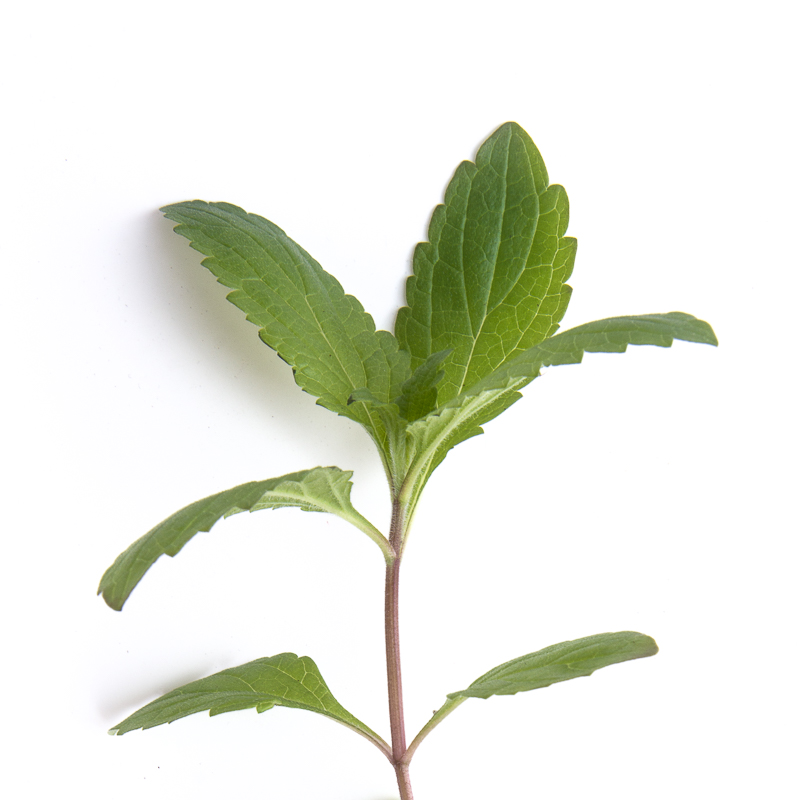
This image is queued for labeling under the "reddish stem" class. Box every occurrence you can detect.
[385,499,414,799]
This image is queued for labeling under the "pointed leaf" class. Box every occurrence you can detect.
[400,313,717,512]
[450,632,658,700]
[161,201,410,437]
[109,652,390,756]
[405,632,657,762]
[405,632,658,762]
[98,467,389,611]
[394,349,452,422]
[396,122,576,404]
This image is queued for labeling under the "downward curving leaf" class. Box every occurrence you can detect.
[161,201,410,445]
[98,467,389,611]
[109,652,391,757]
[396,122,576,405]
[405,632,658,761]
[400,312,717,514]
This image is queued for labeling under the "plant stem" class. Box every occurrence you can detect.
[386,499,414,799]
[393,762,414,800]
[385,555,406,760]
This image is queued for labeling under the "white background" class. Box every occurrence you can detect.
[3,1,797,797]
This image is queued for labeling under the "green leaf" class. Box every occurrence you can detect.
[394,349,452,422]
[400,313,717,513]
[405,632,657,762]
[396,122,576,405]
[161,201,410,438]
[449,631,658,700]
[98,467,389,611]
[347,388,408,493]
[108,652,391,757]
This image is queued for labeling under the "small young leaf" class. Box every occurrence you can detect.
[449,631,658,700]
[109,652,391,757]
[393,349,451,422]
[161,201,411,441]
[400,312,717,513]
[396,122,576,404]
[98,467,389,611]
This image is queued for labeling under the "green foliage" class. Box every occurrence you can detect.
[396,122,575,405]
[101,122,717,797]
[405,632,659,760]
[161,202,410,467]
[109,652,390,755]
[450,631,659,699]
[398,311,716,512]
[98,467,389,611]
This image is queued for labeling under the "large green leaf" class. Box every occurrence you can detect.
[98,467,389,611]
[109,652,391,756]
[405,632,657,761]
[396,122,576,405]
[399,313,717,514]
[161,201,410,440]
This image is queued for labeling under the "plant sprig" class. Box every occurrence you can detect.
[99,122,716,799]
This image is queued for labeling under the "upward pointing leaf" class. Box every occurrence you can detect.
[109,652,391,758]
[161,202,410,436]
[394,349,452,422]
[396,122,576,404]
[405,632,659,763]
[400,313,717,512]
[98,467,389,611]
[449,631,658,700]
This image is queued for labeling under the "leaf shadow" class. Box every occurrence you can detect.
[96,661,215,724]
[128,208,371,464]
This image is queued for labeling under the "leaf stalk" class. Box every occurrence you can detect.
[403,696,466,766]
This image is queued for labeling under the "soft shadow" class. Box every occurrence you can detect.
[96,662,215,723]
[130,208,369,457]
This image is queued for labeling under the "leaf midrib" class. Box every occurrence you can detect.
[454,136,538,396]
[199,204,388,434]
[203,205,368,393]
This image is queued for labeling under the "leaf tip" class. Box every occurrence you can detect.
[97,584,125,612]
[107,728,120,736]
[498,120,524,134]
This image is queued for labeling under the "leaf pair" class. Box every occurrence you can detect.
[108,631,658,763]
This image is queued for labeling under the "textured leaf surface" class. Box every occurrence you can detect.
[109,653,389,754]
[347,388,409,491]
[161,201,410,432]
[400,313,717,511]
[449,632,658,700]
[396,122,576,404]
[394,349,451,421]
[406,631,659,762]
[98,467,387,610]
